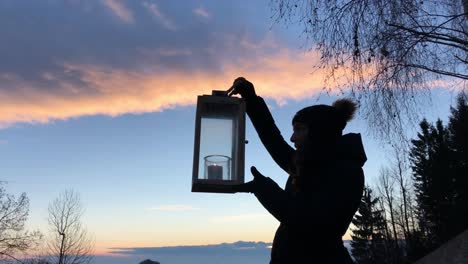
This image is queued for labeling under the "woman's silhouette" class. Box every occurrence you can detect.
[230,77,366,264]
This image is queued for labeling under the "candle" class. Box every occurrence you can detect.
[207,164,223,180]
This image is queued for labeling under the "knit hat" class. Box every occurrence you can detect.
[292,98,357,137]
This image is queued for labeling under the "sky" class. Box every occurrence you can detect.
[0,0,462,263]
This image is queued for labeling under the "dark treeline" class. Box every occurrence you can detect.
[351,93,468,264]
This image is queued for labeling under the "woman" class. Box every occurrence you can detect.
[229,77,367,264]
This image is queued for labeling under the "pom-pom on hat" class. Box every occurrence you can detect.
[292,98,357,137]
[332,98,357,123]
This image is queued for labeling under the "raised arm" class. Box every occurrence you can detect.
[247,96,294,172]
[230,77,294,173]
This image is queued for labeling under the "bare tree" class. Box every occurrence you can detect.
[377,198,391,244]
[270,0,467,141]
[46,190,94,264]
[377,145,424,262]
[389,146,414,242]
[0,183,42,262]
[378,168,400,244]
[378,167,410,263]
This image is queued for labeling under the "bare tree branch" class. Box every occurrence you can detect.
[0,183,42,262]
[270,0,468,142]
[46,190,94,264]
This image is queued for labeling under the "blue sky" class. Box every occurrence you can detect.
[0,0,461,262]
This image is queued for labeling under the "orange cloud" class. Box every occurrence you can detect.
[0,48,342,128]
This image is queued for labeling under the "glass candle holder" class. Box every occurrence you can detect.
[204,155,231,180]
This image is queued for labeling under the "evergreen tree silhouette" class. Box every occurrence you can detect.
[447,93,468,237]
[409,101,468,256]
[351,186,389,264]
[410,118,453,251]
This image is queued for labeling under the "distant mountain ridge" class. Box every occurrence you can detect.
[95,240,353,264]
[139,259,160,264]
[111,240,352,256]
[110,240,272,256]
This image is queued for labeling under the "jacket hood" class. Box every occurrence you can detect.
[336,133,367,168]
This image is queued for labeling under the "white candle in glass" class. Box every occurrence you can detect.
[207,164,223,180]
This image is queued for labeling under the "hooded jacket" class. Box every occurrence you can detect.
[246,96,366,264]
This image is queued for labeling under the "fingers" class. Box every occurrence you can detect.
[232,77,244,91]
[234,77,246,84]
[231,166,265,193]
[226,85,236,97]
[227,77,245,96]
[229,77,255,99]
[250,166,264,178]
[233,77,250,89]
[230,181,255,193]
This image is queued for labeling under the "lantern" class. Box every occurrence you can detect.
[192,90,246,193]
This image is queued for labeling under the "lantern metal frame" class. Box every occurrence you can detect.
[191,90,246,193]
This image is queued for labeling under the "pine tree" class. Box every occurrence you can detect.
[351,187,389,264]
[409,117,457,252]
[409,119,433,244]
[447,93,468,236]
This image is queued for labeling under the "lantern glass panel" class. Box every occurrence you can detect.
[198,117,233,180]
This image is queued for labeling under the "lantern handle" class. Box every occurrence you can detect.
[226,85,235,97]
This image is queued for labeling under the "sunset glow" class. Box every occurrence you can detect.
[0,1,459,263]
[0,49,332,128]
